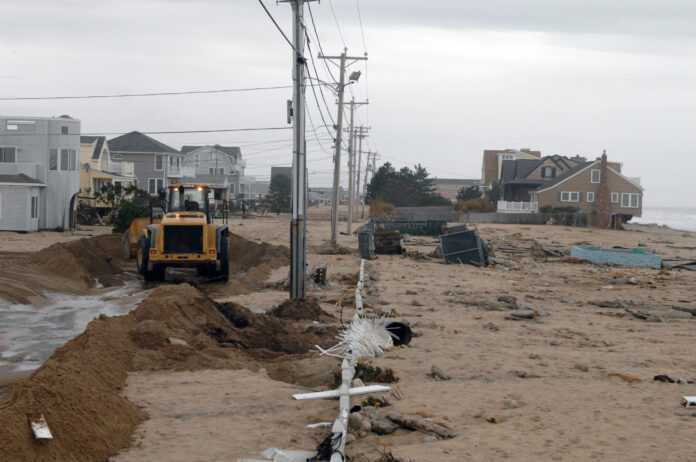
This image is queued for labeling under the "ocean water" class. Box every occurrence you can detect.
[633,206,696,232]
[0,282,149,376]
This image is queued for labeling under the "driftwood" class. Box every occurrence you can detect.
[386,412,456,439]
[625,308,663,322]
[672,306,696,316]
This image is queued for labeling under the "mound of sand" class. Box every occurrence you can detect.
[0,284,338,462]
[26,233,126,288]
[270,298,335,321]
[228,233,289,275]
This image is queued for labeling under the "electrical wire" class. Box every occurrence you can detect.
[256,0,298,53]
[326,0,346,47]
[307,3,338,84]
[354,0,367,53]
[0,85,292,101]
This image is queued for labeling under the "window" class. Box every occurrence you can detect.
[154,155,163,171]
[69,149,77,171]
[229,183,235,194]
[611,192,619,203]
[219,167,224,175]
[31,196,39,219]
[6,120,35,131]
[194,153,199,169]
[0,147,16,163]
[148,178,164,195]
[621,193,639,208]
[542,166,555,178]
[587,192,595,202]
[591,169,601,183]
[209,167,214,175]
[61,126,69,135]
[49,149,58,170]
[561,191,580,202]
[60,149,69,171]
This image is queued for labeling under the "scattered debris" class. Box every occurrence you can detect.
[671,306,696,316]
[30,415,53,440]
[483,414,505,424]
[508,370,543,379]
[439,228,489,266]
[625,308,664,323]
[430,365,451,381]
[681,396,696,408]
[482,322,499,331]
[608,372,641,382]
[589,300,626,309]
[570,245,662,269]
[503,398,521,409]
[654,375,675,383]
[507,310,536,320]
[386,412,457,439]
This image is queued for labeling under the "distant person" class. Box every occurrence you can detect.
[241,200,246,217]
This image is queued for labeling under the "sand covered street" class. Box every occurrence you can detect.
[1,214,696,461]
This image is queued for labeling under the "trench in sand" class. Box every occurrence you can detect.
[0,230,346,461]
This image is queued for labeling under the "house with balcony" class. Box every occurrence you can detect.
[0,115,81,231]
[180,145,246,200]
[108,131,183,195]
[79,136,136,210]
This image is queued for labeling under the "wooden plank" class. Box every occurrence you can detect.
[292,385,391,400]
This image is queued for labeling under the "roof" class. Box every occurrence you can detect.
[108,131,179,154]
[432,178,481,186]
[80,136,106,160]
[180,145,241,159]
[501,159,539,182]
[0,173,46,186]
[534,161,595,191]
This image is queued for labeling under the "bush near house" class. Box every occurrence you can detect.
[455,198,495,214]
[113,201,150,233]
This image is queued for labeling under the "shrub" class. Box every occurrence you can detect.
[369,198,395,217]
[113,200,150,233]
[455,198,495,214]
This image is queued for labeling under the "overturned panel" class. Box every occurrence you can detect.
[440,229,488,265]
[570,246,661,269]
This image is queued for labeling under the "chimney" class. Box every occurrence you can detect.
[594,150,611,228]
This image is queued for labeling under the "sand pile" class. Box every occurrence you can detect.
[0,284,338,461]
[228,233,289,276]
[26,233,126,288]
[270,298,336,321]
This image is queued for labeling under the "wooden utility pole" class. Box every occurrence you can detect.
[318,51,367,244]
[346,102,368,234]
[354,126,368,215]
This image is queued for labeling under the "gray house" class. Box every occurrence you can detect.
[180,145,245,198]
[108,131,183,195]
[0,116,81,231]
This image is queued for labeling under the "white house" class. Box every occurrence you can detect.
[0,116,81,231]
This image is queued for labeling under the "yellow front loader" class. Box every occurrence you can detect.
[123,184,229,282]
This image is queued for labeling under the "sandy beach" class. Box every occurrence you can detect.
[1,212,696,461]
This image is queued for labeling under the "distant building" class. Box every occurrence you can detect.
[0,115,81,231]
[108,131,183,195]
[481,148,541,190]
[432,178,482,202]
[308,186,345,206]
[180,145,245,199]
[79,136,136,210]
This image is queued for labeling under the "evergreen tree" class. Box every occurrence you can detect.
[268,174,291,213]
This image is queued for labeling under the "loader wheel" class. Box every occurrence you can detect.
[136,235,149,275]
[123,233,132,259]
[137,236,163,281]
[217,235,230,282]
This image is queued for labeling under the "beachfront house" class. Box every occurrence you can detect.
[432,178,482,202]
[0,116,81,231]
[180,145,245,200]
[79,136,136,211]
[531,151,643,226]
[481,148,541,191]
[108,131,183,195]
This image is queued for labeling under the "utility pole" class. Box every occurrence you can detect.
[346,102,368,234]
[318,51,367,245]
[361,151,377,218]
[282,0,315,299]
[354,126,369,216]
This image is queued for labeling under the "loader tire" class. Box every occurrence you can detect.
[217,235,230,282]
[137,236,164,281]
[123,233,132,259]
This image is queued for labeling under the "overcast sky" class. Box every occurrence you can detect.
[1,0,695,206]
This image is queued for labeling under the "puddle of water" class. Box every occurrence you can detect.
[0,282,149,375]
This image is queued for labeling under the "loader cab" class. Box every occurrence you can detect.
[165,184,212,223]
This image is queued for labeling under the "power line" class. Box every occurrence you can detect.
[354,0,368,53]
[256,0,297,52]
[83,127,293,136]
[307,3,338,84]
[0,85,292,101]
[326,0,346,47]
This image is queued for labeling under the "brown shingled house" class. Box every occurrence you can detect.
[531,152,643,226]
